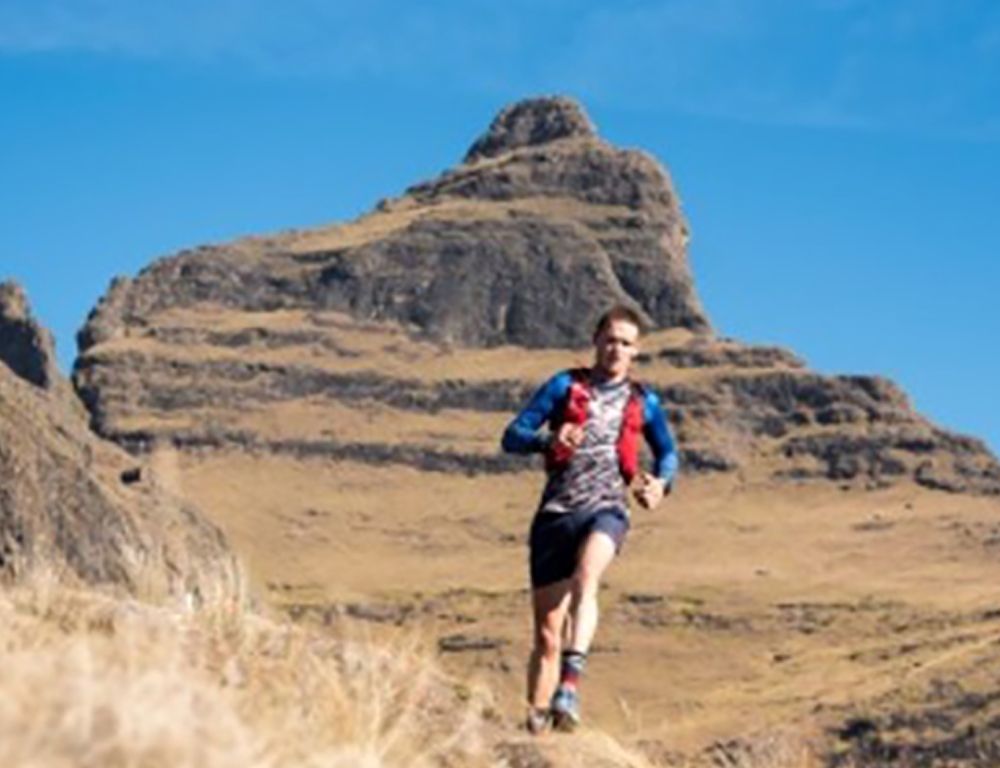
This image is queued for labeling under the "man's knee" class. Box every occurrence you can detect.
[571,567,601,600]
[573,533,616,595]
[534,623,561,659]
[573,550,611,596]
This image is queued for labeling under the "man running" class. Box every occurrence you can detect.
[501,305,678,733]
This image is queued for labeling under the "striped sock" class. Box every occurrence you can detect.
[559,650,587,690]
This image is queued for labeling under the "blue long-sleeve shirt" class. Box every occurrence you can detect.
[502,370,679,492]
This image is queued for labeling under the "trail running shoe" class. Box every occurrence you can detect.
[525,707,551,735]
[550,685,580,732]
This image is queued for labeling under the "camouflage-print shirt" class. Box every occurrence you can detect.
[501,369,679,516]
[539,379,631,515]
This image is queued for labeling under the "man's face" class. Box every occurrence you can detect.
[593,318,640,381]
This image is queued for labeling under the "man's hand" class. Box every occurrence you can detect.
[554,423,585,450]
[633,471,667,510]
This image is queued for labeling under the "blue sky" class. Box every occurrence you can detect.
[2,0,999,455]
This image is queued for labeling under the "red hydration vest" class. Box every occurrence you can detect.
[545,368,646,482]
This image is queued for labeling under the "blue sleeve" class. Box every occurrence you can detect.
[501,371,572,455]
[642,389,679,486]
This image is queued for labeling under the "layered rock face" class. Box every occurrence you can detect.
[72,97,1000,496]
[77,96,707,351]
[1,282,61,391]
[0,282,237,597]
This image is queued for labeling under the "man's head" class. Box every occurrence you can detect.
[592,305,643,382]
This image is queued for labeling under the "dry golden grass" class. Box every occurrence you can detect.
[95,306,721,385]
[168,451,1000,760]
[0,569,834,768]
[252,194,644,255]
[74,303,1000,764]
[0,567,504,768]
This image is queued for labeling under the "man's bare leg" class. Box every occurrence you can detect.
[566,531,618,653]
[527,578,572,716]
[550,531,618,729]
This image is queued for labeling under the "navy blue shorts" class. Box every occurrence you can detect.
[528,508,630,588]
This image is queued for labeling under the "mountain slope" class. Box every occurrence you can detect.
[0,281,236,600]
[60,96,1000,765]
[72,97,999,497]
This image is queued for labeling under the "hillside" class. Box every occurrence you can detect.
[70,305,1000,765]
[23,95,1000,764]
[0,282,237,600]
[74,96,1000,498]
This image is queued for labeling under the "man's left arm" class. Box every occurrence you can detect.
[640,389,678,502]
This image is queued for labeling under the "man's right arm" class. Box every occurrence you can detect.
[501,371,572,454]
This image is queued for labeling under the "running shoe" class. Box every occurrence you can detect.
[550,685,580,732]
[525,706,551,735]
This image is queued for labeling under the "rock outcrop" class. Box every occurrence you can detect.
[1,280,88,420]
[71,96,1000,496]
[464,96,597,162]
[1,281,59,390]
[77,96,708,352]
[0,282,237,597]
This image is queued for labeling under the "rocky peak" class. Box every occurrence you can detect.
[77,96,710,352]
[0,280,58,390]
[464,96,597,163]
[70,97,1000,499]
[0,282,29,319]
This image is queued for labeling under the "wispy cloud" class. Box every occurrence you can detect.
[1,0,998,139]
[0,0,521,79]
[546,0,1000,139]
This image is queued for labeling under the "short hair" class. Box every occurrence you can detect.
[593,304,644,339]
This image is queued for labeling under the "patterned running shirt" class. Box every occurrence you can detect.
[501,368,679,516]
[539,379,631,515]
